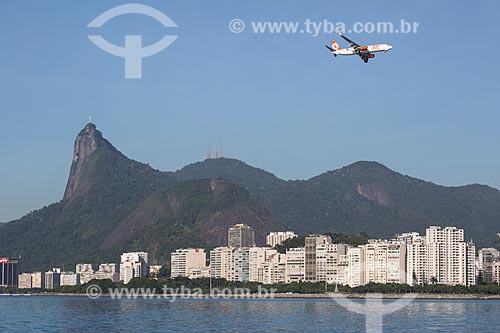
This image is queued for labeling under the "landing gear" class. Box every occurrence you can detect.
[363,58,368,63]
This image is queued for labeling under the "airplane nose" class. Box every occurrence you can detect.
[388,45,393,50]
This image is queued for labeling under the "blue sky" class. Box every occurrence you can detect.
[1,0,499,222]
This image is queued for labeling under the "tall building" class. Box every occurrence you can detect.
[478,248,500,283]
[230,248,250,282]
[266,231,297,248]
[44,268,61,290]
[76,264,95,284]
[285,248,305,283]
[347,247,365,287]
[403,227,476,287]
[337,254,349,285]
[285,235,347,284]
[170,249,207,279]
[210,247,233,280]
[0,257,19,288]
[361,240,406,285]
[249,247,268,282]
[18,273,32,289]
[18,272,46,289]
[261,252,286,284]
[466,243,476,287]
[406,235,428,285]
[60,272,81,286]
[304,235,332,282]
[316,243,347,284]
[247,247,286,284]
[228,224,255,248]
[31,272,44,289]
[95,263,120,282]
[493,262,500,284]
[209,246,283,284]
[426,226,476,286]
[120,252,149,284]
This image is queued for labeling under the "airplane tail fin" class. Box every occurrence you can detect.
[331,40,342,51]
[324,45,337,57]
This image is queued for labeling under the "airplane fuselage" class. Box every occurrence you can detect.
[333,43,393,56]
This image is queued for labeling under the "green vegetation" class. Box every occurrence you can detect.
[7,278,500,296]
[176,159,500,250]
[275,232,370,253]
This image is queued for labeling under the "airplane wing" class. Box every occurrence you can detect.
[339,33,360,48]
[339,33,371,63]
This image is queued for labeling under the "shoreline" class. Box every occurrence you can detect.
[2,293,500,300]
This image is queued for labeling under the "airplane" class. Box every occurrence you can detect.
[325,33,393,63]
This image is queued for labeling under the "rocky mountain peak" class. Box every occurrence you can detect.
[71,123,99,162]
[63,123,120,200]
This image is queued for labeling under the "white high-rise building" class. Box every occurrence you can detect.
[337,254,349,286]
[230,248,250,282]
[285,247,305,283]
[362,240,406,285]
[406,235,428,285]
[18,273,32,289]
[347,247,365,287]
[18,272,45,289]
[284,239,348,285]
[60,272,81,286]
[493,262,500,284]
[31,272,44,289]
[305,235,332,282]
[266,231,297,248]
[210,247,233,280]
[426,226,476,286]
[466,242,477,287]
[95,264,120,282]
[209,246,284,284]
[249,247,269,282]
[262,252,286,284]
[170,249,207,279]
[316,243,347,284]
[228,224,255,248]
[478,248,500,283]
[76,264,95,284]
[249,248,286,284]
[120,252,149,284]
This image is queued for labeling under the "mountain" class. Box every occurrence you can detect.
[0,124,280,271]
[176,160,500,248]
[1,124,499,271]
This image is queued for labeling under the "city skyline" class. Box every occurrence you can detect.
[6,223,499,289]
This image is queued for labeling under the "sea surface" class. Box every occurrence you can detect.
[0,296,499,332]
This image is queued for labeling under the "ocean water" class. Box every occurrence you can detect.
[0,296,499,332]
